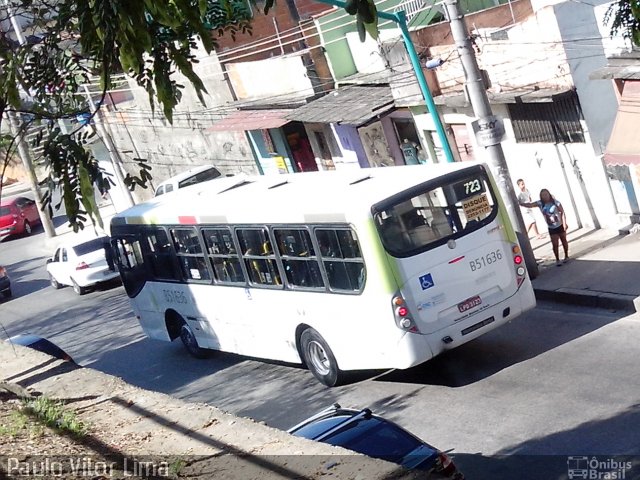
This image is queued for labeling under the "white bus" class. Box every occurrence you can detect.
[110,163,535,386]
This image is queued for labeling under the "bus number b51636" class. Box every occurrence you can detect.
[469,249,502,272]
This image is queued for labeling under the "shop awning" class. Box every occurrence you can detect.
[604,81,640,166]
[286,86,395,126]
[590,52,640,80]
[431,87,574,108]
[207,109,293,132]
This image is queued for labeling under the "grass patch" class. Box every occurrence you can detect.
[0,410,28,438]
[22,397,87,437]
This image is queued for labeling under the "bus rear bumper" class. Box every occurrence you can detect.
[393,286,536,369]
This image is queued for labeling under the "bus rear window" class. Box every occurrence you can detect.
[374,172,497,256]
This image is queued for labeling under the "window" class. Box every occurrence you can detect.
[114,238,143,270]
[237,228,282,286]
[62,248,68,262]
[113,236,147,298]
[178,167,222,188]
[202,227,245,284]
[374,171,497,257]
[144,229,179,281]
[73,237,108,256]
[508,92,585,143]
[165,184,174,193]
[170,228,211,282]
[315,229,365,292]
[274,228,324,289]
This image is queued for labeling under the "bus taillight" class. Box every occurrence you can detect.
[512,245,527,286]
[392,294,420,333]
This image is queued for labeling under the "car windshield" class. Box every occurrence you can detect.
[0,206,12,216]
[303,415,423,464]
[73,237,107,256]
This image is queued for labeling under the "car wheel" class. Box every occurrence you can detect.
[71,278,87,295]
[49,274,62,290]
[300,328,343,387]
[23,220,32,236]
[180,323,210,359]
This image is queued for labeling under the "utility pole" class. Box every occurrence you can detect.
[2,0,56,237]
[444,0,538,278]
[5,113,57,238]
[82,86,134,209]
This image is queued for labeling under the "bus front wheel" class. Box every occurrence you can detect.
[180,323,210,359]
[300,328,343,387]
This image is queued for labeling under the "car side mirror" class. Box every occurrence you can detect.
[46,258,53,264]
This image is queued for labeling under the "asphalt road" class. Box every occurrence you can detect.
[2,225,640,479]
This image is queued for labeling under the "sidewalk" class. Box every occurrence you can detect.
[0,344,422,480]
[529,227,640,313]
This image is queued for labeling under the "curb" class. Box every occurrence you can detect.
[534,287,639,313]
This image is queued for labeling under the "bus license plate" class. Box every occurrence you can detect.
[458,295,482,313]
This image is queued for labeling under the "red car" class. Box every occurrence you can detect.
[0,196,41,237]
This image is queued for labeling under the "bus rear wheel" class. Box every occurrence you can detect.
[180,323,210,359]
[300,328,343,387]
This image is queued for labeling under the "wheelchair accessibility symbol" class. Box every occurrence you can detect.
[419,273,435,290]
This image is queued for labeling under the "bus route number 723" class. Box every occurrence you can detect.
[469,249,502,272]
[464,179,482,195]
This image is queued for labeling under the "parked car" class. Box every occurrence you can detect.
[154,165,223,197]
[0,265,11,299]
[7,334,75,363]
[0,196,41,237]
[46,234,120,295]
[289,404,464,479]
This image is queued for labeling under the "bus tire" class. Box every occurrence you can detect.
[180,323,210,359]
[300,328,343,387]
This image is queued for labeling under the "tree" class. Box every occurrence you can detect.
[606,0,640,47]
[0,0,252,230]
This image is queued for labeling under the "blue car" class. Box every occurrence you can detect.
[289,404,464,478]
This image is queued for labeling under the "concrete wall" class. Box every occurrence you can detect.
[426,4,573,96]
[226,56,315,102]
[552,0,620,156]
[103,49,258,202]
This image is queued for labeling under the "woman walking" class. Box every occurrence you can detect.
[519,189,569,266]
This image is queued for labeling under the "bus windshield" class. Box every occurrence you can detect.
[373,170,498,257]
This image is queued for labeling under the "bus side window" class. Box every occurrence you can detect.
[316,229,366,293]
[144,228,180,281]
[274,228,323,290]
[203,227,245,285]
[170,228,211,282]
[237,228,282,287]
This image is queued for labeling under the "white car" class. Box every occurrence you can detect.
[154,165,223,196]
[46,235,120,295]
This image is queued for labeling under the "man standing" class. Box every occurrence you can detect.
[516,179,542,238]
